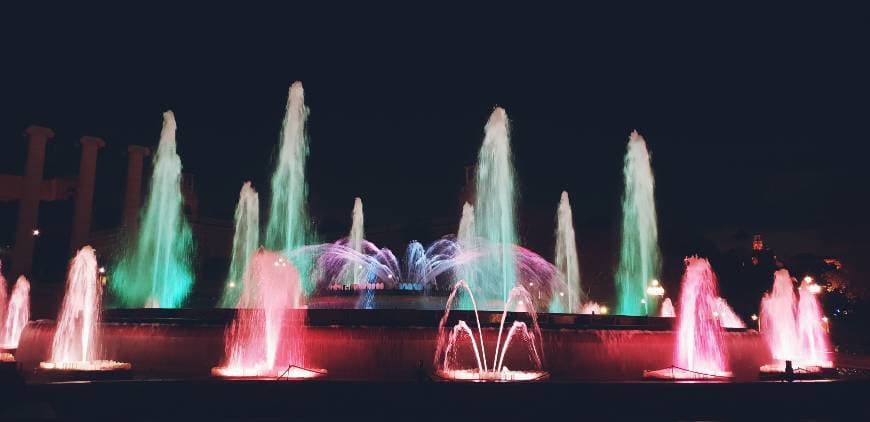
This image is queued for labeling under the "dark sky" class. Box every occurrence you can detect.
[2,4,869,287]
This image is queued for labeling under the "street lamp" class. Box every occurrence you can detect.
[750,314,759,331]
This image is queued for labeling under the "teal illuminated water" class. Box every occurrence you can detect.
[615,130,660,315]
[555,191,581,313]
[111,111,194,308]
[264,82,316,294]
[220,182,260,307]
[471,107,517,309]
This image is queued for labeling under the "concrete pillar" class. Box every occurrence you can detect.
[12,126,55,278]
[123,145,151,232]
[70,136,106,250]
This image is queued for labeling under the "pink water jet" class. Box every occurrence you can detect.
[660,298,675,317]
[0,276,31,350]
[433,281,547,382]
[759,269,833,373]
[714,297,745,328]
[40,246,129,372]
[644,257,732,380]
[212,249,324,378]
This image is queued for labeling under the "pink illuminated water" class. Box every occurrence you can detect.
[0,276,30,349]
[759,270,832,372]
[645,257,730,379]
[760,269,800,362]
[660,298,675,317]
[434,281,546,381]
[41,246,129,371]
[213,249,322,378]
[796,278,832,367]
[714,297,745,328]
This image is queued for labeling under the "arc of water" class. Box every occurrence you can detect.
[444,321,484,373]
[436,280,487,372]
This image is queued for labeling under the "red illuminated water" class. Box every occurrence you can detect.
[644,257,731,379]
[0,276,30,349]
[213,249,323,378]
[760,269,832,372]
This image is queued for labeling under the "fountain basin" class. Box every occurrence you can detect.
[211,365,326,379]
[434,369,548,382]
[642,367,734,380]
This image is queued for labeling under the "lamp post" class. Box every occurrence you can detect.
[751,314,760,332]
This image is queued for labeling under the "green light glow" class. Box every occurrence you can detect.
[111,111,194,308]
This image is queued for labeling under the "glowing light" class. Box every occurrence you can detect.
[559,292,564,297]
[32,229,40,236]
[803,276,813,284]
[600,306,609,314]
[228,282,236,288]
[640,298,646,304]
[751,314,758,321]
[821,316,828,323]
[808,283,822,294]
[98,267,106,274]
[651,279,659,286]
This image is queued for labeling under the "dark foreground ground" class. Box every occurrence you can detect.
[1,376,869,421]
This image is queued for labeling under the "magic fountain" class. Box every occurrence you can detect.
[644,257,732,380]
[40,246,130,373]
[433,281,547,381]
[212,249,325,379]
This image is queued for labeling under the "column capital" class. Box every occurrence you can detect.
[127,145,151,157]
[80,136,106,149]
[24,125,55,140]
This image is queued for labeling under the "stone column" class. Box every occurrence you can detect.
[123,145,150,232]
[12,125,55,277]
[70,136,106,250]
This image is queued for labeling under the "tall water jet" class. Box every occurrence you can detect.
[41,246,129,371]
[471,107,518,308]
[644,257,731,379]
[0,276,30,349]
[220,182,260,307]
[347,197,365,285]
[615,130,660,316]
[111,111,195,308]
[457,202,475,246]
[265,82,315,294]
[212,249,324,378]
[796,277,832,367]
[760,269,800,363]
[554,191,581,313]
[759,269,834,375]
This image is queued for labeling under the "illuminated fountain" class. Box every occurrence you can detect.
[468,107,518,309]
[660,297,675,317]
[579,302,609,315]
[759,270,833,376]
[553,191,581,313]
[433,281,547,381]
[212,249,324,378]
[112,111,195,308]
[714,297,745,328]
[1,276,31,350]
[220,182,260,307]
[265,82,316,294]
[615,131,661,315]
[40,246,130,372]
[644,257,732,380]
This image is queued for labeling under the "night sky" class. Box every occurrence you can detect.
[2,4,868,291]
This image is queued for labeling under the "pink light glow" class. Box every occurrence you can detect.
[0,276,30,349]
[213,250,324,378]
[759,269,834,372]
[646,257,732,380]
[674,258,730,377]
[41,246,130,372]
